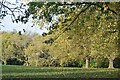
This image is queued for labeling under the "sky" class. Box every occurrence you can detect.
[0,0,48,35]
[1,15,48,34]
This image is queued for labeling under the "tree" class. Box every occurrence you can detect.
[1,32,31,65]
[27,2,119,68]
[90,8,119,68]
[1,32,12,64]
[1,1,120,68]
[24,34,51,66]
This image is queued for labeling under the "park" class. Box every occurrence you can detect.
[0,0,120,79]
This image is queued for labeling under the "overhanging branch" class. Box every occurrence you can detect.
[49,3,118,45]
[0,2,16,19]
[51,4,91,45]
[57,2,118,15]
[0,1,27,22]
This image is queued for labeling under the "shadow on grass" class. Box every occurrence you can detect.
[2,78,120,80]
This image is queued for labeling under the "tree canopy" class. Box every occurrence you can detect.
[0,1,120,68]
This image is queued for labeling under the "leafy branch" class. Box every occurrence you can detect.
[51,4,91,45]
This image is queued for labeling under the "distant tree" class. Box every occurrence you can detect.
[24,34,51,66]
[1,32,31,65]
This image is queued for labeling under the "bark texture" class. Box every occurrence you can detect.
[108,58,114,68]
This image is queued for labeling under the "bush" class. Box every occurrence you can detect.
[89,58,97,68]
[114,58,120,68]
[27,58,49,66]
[60,57,82,67]
[48,58,60,67]
[6,58,24,65]
[95,57,109,68]
[37,58,49,66]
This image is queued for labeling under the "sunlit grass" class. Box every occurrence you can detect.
[2,65,120,79]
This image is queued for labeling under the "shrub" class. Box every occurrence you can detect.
[114,57,120,68]
[48,58,60,67]
[6,57,24,65]
[95,57,109,68]
[60,57,82,67]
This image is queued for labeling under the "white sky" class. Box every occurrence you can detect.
[0,0,47,35]
[1,15,48,34]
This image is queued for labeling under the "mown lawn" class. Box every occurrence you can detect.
[1,65,120,80]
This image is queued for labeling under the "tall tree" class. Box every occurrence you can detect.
[1,1,120,68]
[27,2,119,68]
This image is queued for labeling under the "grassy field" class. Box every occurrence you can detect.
[1,65,120,80]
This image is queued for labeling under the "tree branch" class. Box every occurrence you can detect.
[0,2,16,19]
[0,1,27,21]
[52,4,91,44]
[68,4,91,27]
[50,3,118,45]
[57,2,118,15]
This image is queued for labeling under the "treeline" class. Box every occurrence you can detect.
[1,31,120,68]
[0,2,120,68]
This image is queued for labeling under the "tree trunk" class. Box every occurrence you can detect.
[83,45,89,68]
[3,60,6,65]
[26,62,29,66]
[85,56,89,68]
[108,58,114,68]
[36,60,38,66]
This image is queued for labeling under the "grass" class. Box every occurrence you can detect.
[1,65,120,80]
